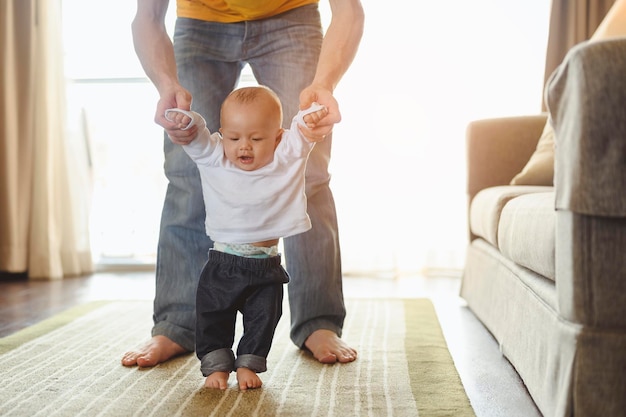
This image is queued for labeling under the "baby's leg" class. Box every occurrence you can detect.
[236,367,262,390]
[205,371,230,390]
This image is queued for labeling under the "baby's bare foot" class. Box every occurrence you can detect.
[236,367,262,390]
[121,335,187,367]
[205,371,230,390]
[304,329,357,364]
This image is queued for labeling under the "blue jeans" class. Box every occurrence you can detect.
[152,4,346,352]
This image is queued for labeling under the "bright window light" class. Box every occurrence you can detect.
[62,1,550,274]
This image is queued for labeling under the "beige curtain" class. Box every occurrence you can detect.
[0,0,93,279]
[543,0,617,107]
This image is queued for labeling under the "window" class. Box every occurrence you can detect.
[63,0,174,267]
[63,1,550,274]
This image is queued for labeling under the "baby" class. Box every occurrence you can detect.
[165,85,328,390]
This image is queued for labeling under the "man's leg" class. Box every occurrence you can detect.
[122,17,246,367]
[285,145,356,363]
[246,5,356,363]
[121,131,208,367]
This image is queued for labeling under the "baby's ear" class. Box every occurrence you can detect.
[274,128,284,149]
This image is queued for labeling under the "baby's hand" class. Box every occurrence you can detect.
[164,109,198,145]
[166,110,192,130]
[165,109,193,130]
[302,105,329,129]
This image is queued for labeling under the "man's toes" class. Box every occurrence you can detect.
[121,349,162,368]
[121,353,137,366]
[121,336,188,368]
[317,353,338,364]
[136,354,158,367]
[304,329,357,364]
[337,351,357,363]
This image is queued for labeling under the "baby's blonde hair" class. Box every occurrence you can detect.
[221,85,283,125]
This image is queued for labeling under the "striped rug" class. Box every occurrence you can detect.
[0,299,474,417]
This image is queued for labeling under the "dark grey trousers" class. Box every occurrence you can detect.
[196,250,289,376]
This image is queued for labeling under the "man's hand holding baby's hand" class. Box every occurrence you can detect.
[298,86,340,142]
[298,103,331,142]
[302,106,329,129]
[167,111,192,130]
[164,109,198,145]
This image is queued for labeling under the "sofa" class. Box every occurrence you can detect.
[460,38,626,417]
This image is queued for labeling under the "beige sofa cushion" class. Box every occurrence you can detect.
[498,192,556,281]
[470,185,553,247]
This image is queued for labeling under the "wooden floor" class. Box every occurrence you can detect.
[0,271,156,338]
[0,270,542,417]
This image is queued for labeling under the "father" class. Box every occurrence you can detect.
[122,0,364,367]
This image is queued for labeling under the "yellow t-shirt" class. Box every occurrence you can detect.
[177,0,319,23]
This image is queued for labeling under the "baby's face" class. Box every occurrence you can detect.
[219,102,283,171]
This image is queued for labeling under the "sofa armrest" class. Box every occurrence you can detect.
[547,38,626,216]
[546,38,626,327]
[466,115,548,204]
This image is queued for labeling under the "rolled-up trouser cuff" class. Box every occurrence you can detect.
[152,320,195,353]
[200,348,235,376]
[235,354,267,373]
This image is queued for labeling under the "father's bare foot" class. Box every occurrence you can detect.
[121,335,188,367]
[236,367,262,390]
[304,329,357,364]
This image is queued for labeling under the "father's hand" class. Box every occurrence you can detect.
[299,85,341,137]
[156,86,197,145]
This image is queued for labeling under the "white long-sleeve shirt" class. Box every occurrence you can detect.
[178,110,316,244]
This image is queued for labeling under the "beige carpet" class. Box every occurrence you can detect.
[0,298,474,417]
